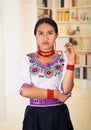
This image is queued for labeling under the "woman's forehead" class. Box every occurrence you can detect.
[36,23,55,31]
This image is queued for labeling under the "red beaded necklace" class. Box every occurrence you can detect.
[38,49,55,57]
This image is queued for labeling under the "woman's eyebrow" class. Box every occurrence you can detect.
[47,30,54,32]
[37,30,54,32]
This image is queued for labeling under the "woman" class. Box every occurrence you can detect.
[19,17,75,130]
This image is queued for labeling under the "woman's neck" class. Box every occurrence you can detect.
[37,49,55,57]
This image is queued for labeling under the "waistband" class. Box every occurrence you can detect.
[30,98,63,107]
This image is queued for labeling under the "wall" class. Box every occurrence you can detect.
[0,0,6,122]
[0,0,37,130]
[21,0,37,54]
[66,84,91,130]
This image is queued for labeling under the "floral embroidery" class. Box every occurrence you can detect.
[54,64,62,74]
[29,59,33,63]
[27,54,65,78]
[30,65,40,75]
[59,58,64,63]
[44,67,54,78]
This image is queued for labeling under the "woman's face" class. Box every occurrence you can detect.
[35,23,57,51]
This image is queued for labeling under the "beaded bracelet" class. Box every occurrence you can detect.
[47,89,54,99]
[67,64,74,71]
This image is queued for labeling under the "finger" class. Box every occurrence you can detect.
[66,93,72,97]
[64,42,74,47]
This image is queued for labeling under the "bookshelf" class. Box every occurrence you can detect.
[37,0,91,87]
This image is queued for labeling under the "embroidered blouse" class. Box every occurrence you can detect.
[19,52,68,92]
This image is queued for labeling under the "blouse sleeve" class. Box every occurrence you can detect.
[19,55,33,94]
[59,52,68,93]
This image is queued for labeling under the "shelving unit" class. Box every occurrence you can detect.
[37,0,91,87]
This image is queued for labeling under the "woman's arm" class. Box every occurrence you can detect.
[20,84,70,102]
[61,42,76,94]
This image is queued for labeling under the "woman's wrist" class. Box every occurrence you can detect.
[54,90,59,99]
[68,61,75,65]
[67,64,75,71]
[47,89,54,99]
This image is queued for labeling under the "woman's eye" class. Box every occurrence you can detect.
[39,32,43,35]
[48,31,53,35]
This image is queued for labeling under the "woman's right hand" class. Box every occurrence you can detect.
[54,90,71,102]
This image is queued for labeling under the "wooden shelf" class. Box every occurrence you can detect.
[55,5,91,10]
[57,21,91,24]
[37,7,52,10]
[76,50,91,54]
[75,64,91,68]
[58,35,91,38]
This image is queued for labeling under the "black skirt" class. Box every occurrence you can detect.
[22,103,74,130]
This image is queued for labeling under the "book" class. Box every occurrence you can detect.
[80,54,87,66]
[80,67,87,79]
[87,68,91,80]
[42,0,47,7]
[75,67,80,79]
[87,55,91,66]
[38,9,52,19]
[61,0,64,7]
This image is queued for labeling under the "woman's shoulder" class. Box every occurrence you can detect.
[26,52,33,57]
[21,53,34,63]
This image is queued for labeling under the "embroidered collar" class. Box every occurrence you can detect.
[29,53,62,69]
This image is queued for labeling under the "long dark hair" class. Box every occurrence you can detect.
[34,18,58,35]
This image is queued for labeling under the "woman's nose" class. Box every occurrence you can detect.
[43,34,48,40]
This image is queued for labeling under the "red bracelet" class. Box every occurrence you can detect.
[47,89,54,99]
[67,64,74,71]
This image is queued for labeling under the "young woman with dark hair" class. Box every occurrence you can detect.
[19,17,75,130]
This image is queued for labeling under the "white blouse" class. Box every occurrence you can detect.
[19,52,68,92]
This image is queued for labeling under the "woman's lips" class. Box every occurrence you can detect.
[42,42,49,44]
